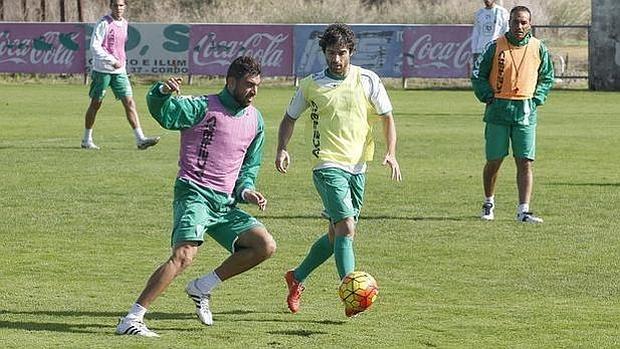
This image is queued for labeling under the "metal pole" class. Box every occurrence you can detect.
[60,0,65,22]
[40,0,45,21]
[77,0,83,22]
[0,0,4,21]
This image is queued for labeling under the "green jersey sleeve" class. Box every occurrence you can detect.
[471,42,497,104]
[146,82,209,130]
[533,42,555,106]
[233,111,265,203]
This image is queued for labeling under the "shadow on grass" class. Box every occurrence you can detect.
[267,329,329,337]
[262,214,469,221]
[547,182,620,187]
[0,309,344,334]
[0,320,109,334]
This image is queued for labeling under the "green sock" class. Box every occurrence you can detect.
[293,234,333,283]
[334,236,355,280]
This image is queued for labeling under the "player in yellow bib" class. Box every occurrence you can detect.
[275,23,402,317]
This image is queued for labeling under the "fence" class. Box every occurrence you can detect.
[0,22,590,83]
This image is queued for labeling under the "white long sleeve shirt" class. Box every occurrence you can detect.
[90,15,128,74]
[471,5,509,54]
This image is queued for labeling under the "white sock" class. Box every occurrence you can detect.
[518,203,529,214]
[133,127,145,142]
[83,128,93,143]
[126,302,147,322]
[484,196,495,205]
[195,271,222,294]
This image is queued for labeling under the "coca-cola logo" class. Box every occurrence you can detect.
[0,31,79,66]
[406,33,471,70]
[192,32,288,68]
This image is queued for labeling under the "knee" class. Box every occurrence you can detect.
[122,97,136,109]
[257,234,277,260]
[90,100,103,110]
[169,245,198,271]
[170,254,194,271]
[335,218,356,238]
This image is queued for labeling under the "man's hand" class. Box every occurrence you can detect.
[275,149,290,174]
[244,190,267,211]
[382,154,402,181]
[162,77,183,94]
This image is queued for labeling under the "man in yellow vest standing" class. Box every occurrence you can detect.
[471,6,554,223]
[275,23,402,317]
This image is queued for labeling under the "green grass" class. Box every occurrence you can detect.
[0,83,619,348]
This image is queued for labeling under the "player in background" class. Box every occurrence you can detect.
[81,0,159,150]
[471,0,509,64]
[471,6,554,223]
[116,56,276,337]
[275,23,402,318]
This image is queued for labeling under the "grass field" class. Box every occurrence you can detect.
[0,82,619,348]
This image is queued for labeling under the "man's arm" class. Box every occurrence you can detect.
[471,11,480,52]
[274,114,296,174]
[471,41,497,103]
[90,19,119,68]
[234,113,265,204]
[500,8,510,36]
[380,112,402,181]
[533,42,555,106]
[146,79,208,130]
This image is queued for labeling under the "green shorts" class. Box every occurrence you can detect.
[313,167,365,224]
[171,179,263,252]
[89,70,133,100]
[485,122,536,161]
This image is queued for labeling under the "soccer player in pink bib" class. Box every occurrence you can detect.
[81,0,159,150]
[116,56,275,337]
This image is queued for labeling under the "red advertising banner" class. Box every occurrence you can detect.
[403,25,473,78]
[0,23,85,73]
[189,24,293,76]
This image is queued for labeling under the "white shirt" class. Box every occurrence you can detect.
[286,66,393,174]
[471,5,509,54]
[90,15,126,74]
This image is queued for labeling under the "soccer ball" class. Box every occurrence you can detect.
[338,271,378,314]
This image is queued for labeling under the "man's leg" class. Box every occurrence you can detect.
[285,227,334,314]
[137,242,199,308]
[186,226,275,324]
[116,242,199,337]
[483,159,503,198]
[212,226,276,281]
[119,95,160,149]
[82,98,103,149]
[514,157,542,223]
[84,98,102,130]
[333,217,356,280]
[482,122,510,220]
[515,157,533,207]
[293,228,334,283]
[112,72,159,149]
[512,122,542,223]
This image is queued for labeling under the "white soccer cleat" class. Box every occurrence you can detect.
[137,137,160,150]
[115,317,159,337]
[480,202,494,221]
[516,212,543,224]
[80,141,100,150]
[186,279,213,325]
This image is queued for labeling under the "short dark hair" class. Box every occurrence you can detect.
[110,0,127,5]
[510,6,531,20]
[319,23,356,53]
[226,56,261,80]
